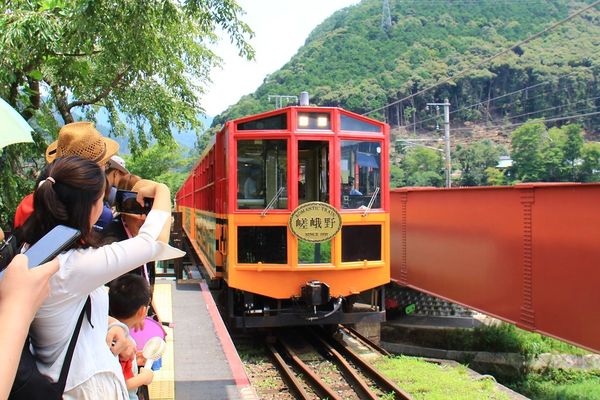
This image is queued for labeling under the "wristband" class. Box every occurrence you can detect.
[107,321,130,337]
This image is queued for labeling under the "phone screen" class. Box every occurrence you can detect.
[24,225,81,268]
[115,190,153,215]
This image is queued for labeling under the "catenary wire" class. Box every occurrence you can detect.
[400,68,595,128]
[364,0,600,116]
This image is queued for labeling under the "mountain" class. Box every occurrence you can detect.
[74,109,213,154]
[212,0,600,135]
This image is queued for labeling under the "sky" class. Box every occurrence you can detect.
[201,0,361,116]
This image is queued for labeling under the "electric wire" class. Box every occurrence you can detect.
[364,0,600,116]
[450,110,600,132]
[401,68,595,129]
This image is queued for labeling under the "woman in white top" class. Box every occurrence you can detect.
[15,156,184,399]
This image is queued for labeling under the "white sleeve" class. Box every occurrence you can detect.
[57,209,185,296]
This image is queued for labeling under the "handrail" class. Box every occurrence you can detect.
[362,187,380,216]
[261,186,285,216]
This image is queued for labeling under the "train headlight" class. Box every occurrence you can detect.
[298,115,309,128]
[317,116,328,128]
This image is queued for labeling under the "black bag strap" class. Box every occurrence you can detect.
[56,295,91,391]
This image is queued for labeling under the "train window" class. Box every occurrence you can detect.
[237,113,287,130]
[237,140,288,210]
[298,240,331,264]
[297,112,331,130]
[340,141,381,210]
[341,225,381,262]
[237,226,287,264]
[340,114,381,133]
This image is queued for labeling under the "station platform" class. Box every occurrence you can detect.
[147,278,257,400]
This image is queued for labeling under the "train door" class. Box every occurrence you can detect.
[298,140,329,204]
[297,140,332,264]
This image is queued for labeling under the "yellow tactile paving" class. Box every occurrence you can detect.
[148,281,175,400]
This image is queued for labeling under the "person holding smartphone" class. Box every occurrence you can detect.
[0,254,59,399]
[14,156,183,399]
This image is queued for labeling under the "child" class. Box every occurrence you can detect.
[109,274,155,399]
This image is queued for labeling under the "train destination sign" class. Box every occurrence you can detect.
[288,201,342,243]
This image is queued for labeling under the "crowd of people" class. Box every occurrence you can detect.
[0,121,184,399]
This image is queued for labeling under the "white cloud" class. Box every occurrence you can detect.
[201,0,360,116]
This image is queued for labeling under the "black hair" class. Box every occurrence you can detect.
[16,156,105,248]
[108,274,151,320]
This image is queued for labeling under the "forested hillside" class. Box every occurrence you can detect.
[212,0,599,135]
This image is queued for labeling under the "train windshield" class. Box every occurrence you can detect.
[340,140,382,210]
[237,139,288,210]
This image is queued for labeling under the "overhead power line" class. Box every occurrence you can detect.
[403,68,593,129]
[364,0,600,116]
[450,110,600,132]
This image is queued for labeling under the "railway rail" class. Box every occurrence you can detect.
[266,325,412,400]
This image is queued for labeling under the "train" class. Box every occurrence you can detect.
[176,97,390,328]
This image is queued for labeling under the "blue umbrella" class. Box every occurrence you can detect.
[0,97,34,149]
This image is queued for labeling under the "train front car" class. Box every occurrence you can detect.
[178,106,390,328]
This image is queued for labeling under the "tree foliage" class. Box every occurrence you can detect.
[401,147,444,187]
[213,0,600,134]
[0,0,253,228]
[510,121,595,183]
[455,140,503,186]
[124,144,193,200]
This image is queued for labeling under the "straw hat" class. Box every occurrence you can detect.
[45,122,119,165]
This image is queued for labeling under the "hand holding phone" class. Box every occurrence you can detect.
[24,225,81,268]
[114,190,154,215]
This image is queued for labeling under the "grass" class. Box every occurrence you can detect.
[254,376,279,390]
[384,323,589,358]
[510,369,600,400]
[374,355,511,400]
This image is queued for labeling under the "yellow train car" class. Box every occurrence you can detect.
[176,100,390,327]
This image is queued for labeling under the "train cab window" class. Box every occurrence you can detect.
[298,240,331,264]
[298,141,329,204]
[238,226,287,264]
[341,225,381,262]
[297,112,331,130]
[340,141,381,210]
[237,140,288,210]
[237,113,287,130]
[340,114,381,133]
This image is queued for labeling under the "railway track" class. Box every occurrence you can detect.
[266,325,412,400]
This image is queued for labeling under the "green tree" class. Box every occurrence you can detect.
[390,164,405,188]
[402,147,444,187]
[485,167,506,186]
[510,121,546,182]
[0,0,253,227]
[579,142,600,182]
[561,124,584,181]
[454,140,502,186]
[124,144,193,200]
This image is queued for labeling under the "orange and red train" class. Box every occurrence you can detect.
[176,102,390,328]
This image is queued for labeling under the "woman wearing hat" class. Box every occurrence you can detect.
[14,122,120,228]
[15,156,183,399]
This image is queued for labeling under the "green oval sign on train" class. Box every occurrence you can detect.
[289,201,342,243]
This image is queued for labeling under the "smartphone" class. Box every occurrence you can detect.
[24,225,81,268]
[114,190,153,215]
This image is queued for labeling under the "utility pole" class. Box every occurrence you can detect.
[427,99,451,187]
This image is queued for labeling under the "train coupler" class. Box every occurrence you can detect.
[301,280,330,306]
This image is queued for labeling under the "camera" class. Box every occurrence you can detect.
[107,188,153,215]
